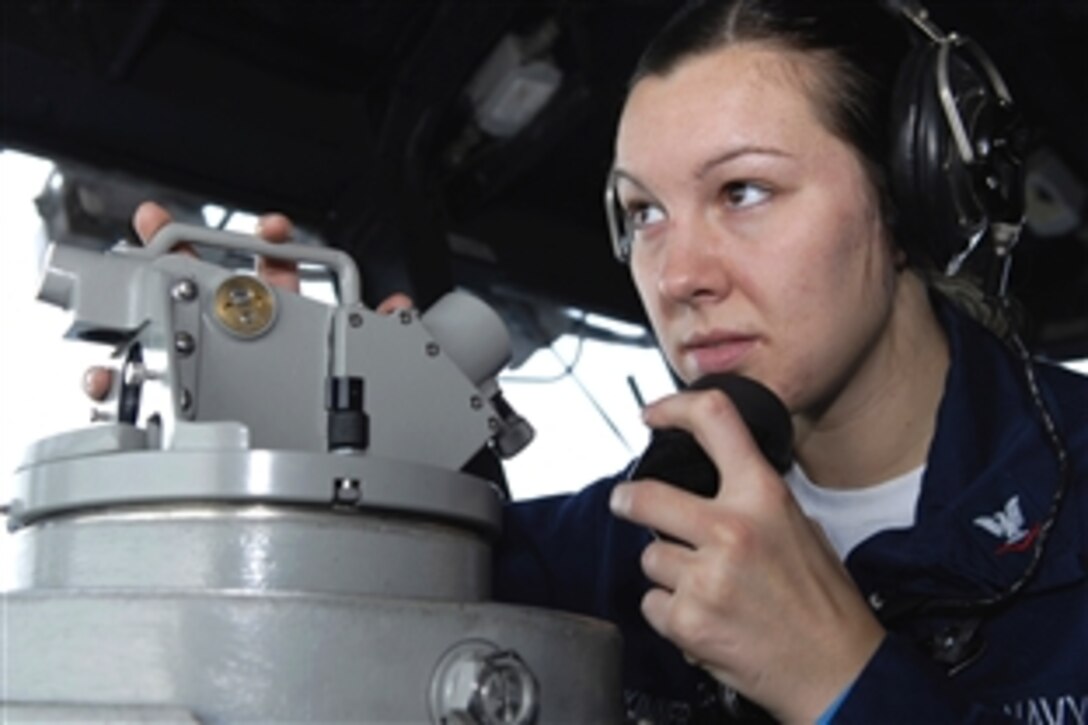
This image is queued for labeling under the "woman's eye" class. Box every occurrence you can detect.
[723,181,771,209]
[625,202,666,230]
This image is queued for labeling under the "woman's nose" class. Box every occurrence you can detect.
[656,218,732,305]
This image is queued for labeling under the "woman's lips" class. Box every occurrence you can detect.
[681,334,758,376]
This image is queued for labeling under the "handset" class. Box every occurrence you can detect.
[629,373,793,496]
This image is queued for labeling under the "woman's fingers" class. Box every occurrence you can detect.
[255,213,300,293]
[132,201,196,256]
[132,201,172,242]
[376,293,415,314]
[82,366,114,402]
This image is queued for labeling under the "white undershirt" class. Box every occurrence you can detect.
[783,462,925,560]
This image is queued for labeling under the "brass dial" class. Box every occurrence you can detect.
[213,275,277,338]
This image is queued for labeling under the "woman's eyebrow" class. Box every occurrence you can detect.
[695,145,791,180]
[611,146,791,192]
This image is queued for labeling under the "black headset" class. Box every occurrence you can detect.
[885,0,1028,289]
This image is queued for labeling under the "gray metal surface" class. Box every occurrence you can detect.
[0,704,200,723]
[421,292,511,387]
[2,590,623,723]
[9,449,501,534]
[8,504,490,601]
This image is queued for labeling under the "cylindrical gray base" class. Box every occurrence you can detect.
[1,589,622,723]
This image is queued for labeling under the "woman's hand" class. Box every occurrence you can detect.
[609,387,885,723]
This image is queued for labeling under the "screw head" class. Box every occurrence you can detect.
[171,278,198,302]
[174,331,196,357]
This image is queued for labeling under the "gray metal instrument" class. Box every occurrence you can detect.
[2,225,620,724]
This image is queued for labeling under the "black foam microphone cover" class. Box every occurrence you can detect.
[630,373,793,497]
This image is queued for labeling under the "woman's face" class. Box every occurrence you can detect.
[614,43,899,414]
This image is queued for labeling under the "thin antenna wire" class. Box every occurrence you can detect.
[500,309,637,453]
[500,334,586,384]
[552,344,634,454]
[626,374,646,409]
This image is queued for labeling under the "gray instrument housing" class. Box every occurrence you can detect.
[2,225,621,724]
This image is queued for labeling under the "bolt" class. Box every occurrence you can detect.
[470,395,483,410]
[171,278,198,302]
[426,342,440,357]
[488,417,500,432]
[123,361,157,386]
[334,477,361,504]
[348,312,364,328]
[174,331,196,357]
[89,408,113,423]
[399,310,414,325]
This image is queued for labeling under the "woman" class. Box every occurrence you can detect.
[494,1,1088,722]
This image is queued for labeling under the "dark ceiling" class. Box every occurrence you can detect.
[3,0,1087,359]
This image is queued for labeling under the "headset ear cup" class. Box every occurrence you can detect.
[890,42,941,267]
[891,40,1004,272]
[916,44,968,269]
[886,3,1029,299]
